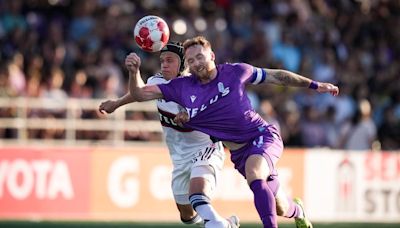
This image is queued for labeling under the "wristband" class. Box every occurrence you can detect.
[309,81,318,90]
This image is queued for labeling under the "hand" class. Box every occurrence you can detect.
[174,111,190,127]
[125,53,141,73]
[99,100,119,114]
[316,82,339,96]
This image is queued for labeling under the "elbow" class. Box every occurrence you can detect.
[135,96,146,102]
[130,90,148,102]
[127,93,137,102]
[129,90,143,102]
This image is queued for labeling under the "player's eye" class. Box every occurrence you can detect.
[196,54,204,60]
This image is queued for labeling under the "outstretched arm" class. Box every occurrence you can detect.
[99,58,153,114]
[126,53,163,101]
[98,93,135,114]
[263,69,339,96]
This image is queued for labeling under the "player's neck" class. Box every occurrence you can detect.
[198,67,217,84]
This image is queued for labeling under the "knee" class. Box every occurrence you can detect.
[245,169,260,184]
[245,155,270,184]
[189,165,216,196]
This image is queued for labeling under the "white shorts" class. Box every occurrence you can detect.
[172,142,225,205]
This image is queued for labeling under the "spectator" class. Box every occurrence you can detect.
[338,99,377,150]
[299,105,327,147]
[0,0,398,147]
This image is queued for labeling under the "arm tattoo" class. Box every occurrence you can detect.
[268,69,311,87]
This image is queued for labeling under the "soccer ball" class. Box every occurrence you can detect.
[134,15,170,52]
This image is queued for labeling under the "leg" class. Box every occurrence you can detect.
[172,163,203,226]
[189,166,238,228]
[245,154,278,228]
[274,187,313,228]
[189,142,239,228]
[246,155,305,228]
[255,168,302,219]
[275,186,301,218]
[176,203,203,225]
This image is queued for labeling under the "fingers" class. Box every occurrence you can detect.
[331,85,339,96]
[318,83,339,96]
[99,101,114,114]
[174,115,183,127]
[174,118,183,127]
[174,112,190,127]
[99,107,106,114]
[125,53,141,67]
[99,104,107,114]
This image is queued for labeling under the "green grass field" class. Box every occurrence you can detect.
[0,221,399,228]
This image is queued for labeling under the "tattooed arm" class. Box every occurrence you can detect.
[264,69,312,87]
[264,69,339,96]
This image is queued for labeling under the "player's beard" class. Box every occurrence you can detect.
[191,65,211,82]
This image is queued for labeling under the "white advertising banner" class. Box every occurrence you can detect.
[304,149,400,222]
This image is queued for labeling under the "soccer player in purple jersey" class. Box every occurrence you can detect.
[126,36,339,228]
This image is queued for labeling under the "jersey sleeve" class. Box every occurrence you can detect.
[157,78,183,103]
[235,63,268,85]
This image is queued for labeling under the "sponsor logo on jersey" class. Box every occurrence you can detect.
[186,82,230,118]
[190,95,197,103]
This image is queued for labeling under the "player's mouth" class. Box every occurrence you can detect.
[196,66,205,72]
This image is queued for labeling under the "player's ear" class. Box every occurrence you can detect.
[211,51,215,61]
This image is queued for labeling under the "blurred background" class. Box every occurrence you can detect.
[0,0,399,227]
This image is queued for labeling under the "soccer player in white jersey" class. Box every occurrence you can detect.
[99,42,239,228]
[124,36,340,228]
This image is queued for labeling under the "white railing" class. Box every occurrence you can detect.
[0,97,163,146]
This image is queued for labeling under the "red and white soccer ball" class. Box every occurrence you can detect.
[134,15,170,52]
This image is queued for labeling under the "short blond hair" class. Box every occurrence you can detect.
[183,36,212,51]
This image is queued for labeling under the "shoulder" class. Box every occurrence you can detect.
[147,73,166,85]
[171,74,194,84]
[157,74,193,91]
[220,63,253,73]
[218,63,254,81]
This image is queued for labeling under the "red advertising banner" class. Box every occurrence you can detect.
[0,147,91,219]
[0,146,306,222]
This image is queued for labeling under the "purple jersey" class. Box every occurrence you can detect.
[158,63,270,143]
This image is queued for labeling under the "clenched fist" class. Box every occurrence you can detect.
[125,53,141,73]
[174,111,190,127]
[99,100,119,114]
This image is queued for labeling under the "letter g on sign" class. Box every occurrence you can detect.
[108,156,139,208]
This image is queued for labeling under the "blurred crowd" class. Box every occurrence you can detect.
[0,0,399,150]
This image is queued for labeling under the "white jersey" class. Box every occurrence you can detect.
[147,74,215,165]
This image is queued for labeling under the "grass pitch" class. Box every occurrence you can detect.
[0,221,399,228]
